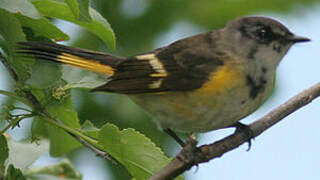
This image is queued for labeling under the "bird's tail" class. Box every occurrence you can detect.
[17,41,124,76]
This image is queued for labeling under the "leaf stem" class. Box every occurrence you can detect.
[0,90,31,107]
[39,113,99,147]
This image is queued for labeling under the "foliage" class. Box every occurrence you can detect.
[0,0,172,179]
[0,0,317,179]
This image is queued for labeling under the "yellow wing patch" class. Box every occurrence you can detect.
[57,53,114,75]
[197,64,244,95]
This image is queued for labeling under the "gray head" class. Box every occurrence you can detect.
[222,16,310,68]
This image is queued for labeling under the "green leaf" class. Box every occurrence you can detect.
[0,135,9,174]
[0,90,31,107]
[47,125,81,157]
[0,118,5,131]
[77,0,92,22]
[32,0,116,51]
[16,15,69,41]
[25,175,77,180]
[26,61,62,88]
[81,120,99,139]
[65,0,92,22]
[46,97,81,128]
[0,0,41,19]
[98,123,171,180]
[81,120,98,131]
[0,9,25,54]
[7,139,49,170]
[26,159,82,180]
[0,9,34,80]
[65,0,79,18]
[46,97,82,156]
[29,88,47,106]
[5,164,26,180]
[61,66,106,89]
[0,135,9,162]
[31,117,48,140]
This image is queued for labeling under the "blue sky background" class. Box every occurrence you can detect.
[1,3,320,180]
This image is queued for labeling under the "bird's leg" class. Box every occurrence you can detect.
[176,133,199,165]
[163,128,186,147]
[229,122,255,151]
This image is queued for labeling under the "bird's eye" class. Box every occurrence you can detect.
[255,26,274,43]
[258,28,267,38]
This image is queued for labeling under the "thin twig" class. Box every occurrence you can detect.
[68,133,117,164]
[0,113,35,134]
[0,53,19,81]
[149,82,320,180]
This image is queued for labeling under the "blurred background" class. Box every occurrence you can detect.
[1,0,320,179]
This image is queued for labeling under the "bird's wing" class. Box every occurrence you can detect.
[93,34,226,94]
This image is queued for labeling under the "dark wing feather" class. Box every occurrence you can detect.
[92,57,166,93]
[93,32,225,94]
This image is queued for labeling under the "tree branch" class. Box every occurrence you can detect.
[149,82,320,180]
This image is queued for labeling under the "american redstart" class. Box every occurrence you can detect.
[18,16,310,146]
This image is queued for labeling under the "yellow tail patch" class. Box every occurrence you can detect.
[57,53,114,75]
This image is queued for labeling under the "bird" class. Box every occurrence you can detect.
[17,16,310,146]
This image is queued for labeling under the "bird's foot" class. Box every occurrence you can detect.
[176,134,199,165]
[232,122,255,151]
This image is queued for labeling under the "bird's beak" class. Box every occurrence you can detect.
[287,35,311,43]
